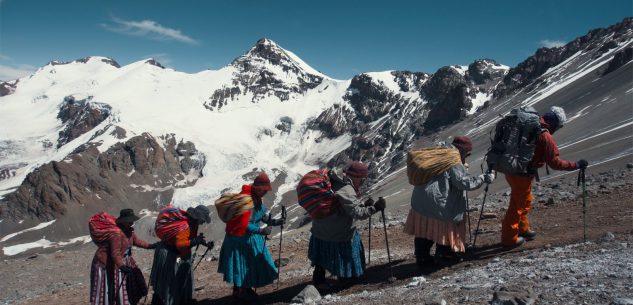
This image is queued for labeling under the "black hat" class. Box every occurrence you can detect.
[117,208,140,223]
[186,205,211,224]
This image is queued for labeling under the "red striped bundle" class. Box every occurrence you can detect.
[296,169,338,219]
[155,206,189,241]
[88,212,122,244]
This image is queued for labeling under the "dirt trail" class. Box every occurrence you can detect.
[7,170,633,305]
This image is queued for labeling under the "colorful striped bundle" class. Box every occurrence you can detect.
[214,193,254,223]
[154,206,190,241]
[88,212,122,244]
[296,169,338,219]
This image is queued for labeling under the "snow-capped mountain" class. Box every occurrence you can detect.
[0,17,631,256]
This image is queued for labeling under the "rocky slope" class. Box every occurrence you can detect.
[0,18,631,254]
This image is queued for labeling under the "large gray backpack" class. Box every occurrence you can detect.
[486,106,543,175]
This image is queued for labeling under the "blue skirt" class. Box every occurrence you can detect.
[308,230,366,278]
[217,233,278,288]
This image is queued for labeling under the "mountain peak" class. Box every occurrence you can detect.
[239,37,289,64]
[231,38,326,78]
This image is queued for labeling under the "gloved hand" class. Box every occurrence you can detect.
[577,159,588,169]
[205,240,214,249]
[481,172,496,184]
[190,235,206,247]
[265,214,285,226]
[373,197,386,212]
[147,242,160,249]
[364,197,375,207]
[119,265,133,274]
[258,226,272,236]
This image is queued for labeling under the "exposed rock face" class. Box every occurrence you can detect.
[312,71,428,177]
[603,47,633,75]
[0,133,205,220]
[0,80,18,97]
[423,67,470,130]
[56,96,112,148]
[204,38,324,110]
[145,59,165,69]
[50,56,121,68]
[494,17,633,98]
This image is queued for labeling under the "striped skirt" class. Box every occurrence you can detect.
[90,256,147,305]
[308,230,366,278]
[217,233,278,288]
[403,208,466,252]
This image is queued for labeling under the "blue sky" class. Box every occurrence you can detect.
[0,0,631,80]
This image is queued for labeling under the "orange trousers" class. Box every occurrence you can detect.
[501,174,533,245]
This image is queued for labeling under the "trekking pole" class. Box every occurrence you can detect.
[379,198,396,282]
[578,168,587,242]
[466,192,472,245]
[115,272,128,304]
[193,245,212,271]
[368,215,372,265]
[277,205,286,289]
[472,182,490,249]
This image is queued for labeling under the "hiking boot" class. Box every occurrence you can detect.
[519,230,537,241]
[337,276,358,288]
[503,237,526,248]
[312,266,326,286]
[235,288,258,302]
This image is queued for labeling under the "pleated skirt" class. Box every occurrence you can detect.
[307,230,365,278]
[217,233,278,288]
[403,208,466,252]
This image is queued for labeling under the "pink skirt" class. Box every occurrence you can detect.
[403,209,466,252]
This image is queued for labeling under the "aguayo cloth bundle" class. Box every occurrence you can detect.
[89,212,122,244]
[215,193,254,223]
[155,206,189,241]
[407,148,462,185]
[296,169,339,219]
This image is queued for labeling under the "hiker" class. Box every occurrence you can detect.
[404,136,495,268]
[89,209,157,305]
[307,161,385,289]
[150,204,212,305]
[500,106,588,247]
[217,172,285,302]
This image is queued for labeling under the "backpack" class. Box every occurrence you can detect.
[214,193,254,223]
[486,106,543,175]
[296,169,338,219]
[88,212,121,244]
[407,147,462,185]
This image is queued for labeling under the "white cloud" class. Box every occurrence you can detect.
[101,17,199,46]
[0,53,11,61]
[0,64,36,81]
[540,39,566,48]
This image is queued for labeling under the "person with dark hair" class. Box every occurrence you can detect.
[308,161,384,290]
[501,106,587,247]
[218,171,285,302]
[404,136,494,268]
[151,204,212,305]
[89,209,157,305]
